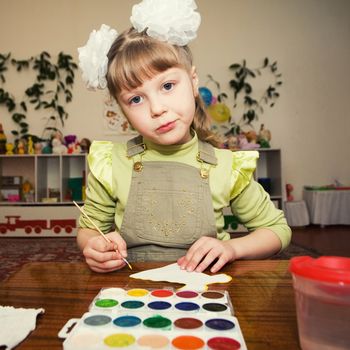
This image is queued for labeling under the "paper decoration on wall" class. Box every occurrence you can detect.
[130,263,232,291]
[103,97,136,135]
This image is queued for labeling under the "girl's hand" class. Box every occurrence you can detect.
[177,237,236,273]
[82,231,128,273]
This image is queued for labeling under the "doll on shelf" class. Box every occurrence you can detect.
[6,143,14,155]
[34,142,43,154]
[52,131,67,154]
[258,124,271,148]
[0,123,7,154]
[16,139,26,155]
[79,138,91,153]
[27,136,35,154]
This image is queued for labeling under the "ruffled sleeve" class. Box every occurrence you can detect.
[230,150,259,200]
[228,150,292,251]
[79,141,116,233]
[87,141,114,195]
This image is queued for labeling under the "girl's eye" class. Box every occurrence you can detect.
[163,82,174,91]
[129,95,142,105]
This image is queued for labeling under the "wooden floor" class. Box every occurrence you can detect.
[291,225,350,257]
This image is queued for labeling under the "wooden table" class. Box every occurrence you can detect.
[0,260,300,349]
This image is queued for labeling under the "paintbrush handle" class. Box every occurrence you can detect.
[73,201,110,242]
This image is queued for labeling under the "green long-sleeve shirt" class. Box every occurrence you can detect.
[80,133,291,250]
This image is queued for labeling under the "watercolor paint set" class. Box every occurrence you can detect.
[59,287,247,350]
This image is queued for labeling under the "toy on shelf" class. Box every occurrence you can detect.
[0,123,7,154]
[64,134,81,154]
[79,138,91,153]
[237,133,260,150]
[16,139,26,155]
[286,183,294,201]
[34,142,42,154]
[223,134,238,150]
[257,124,271,148]
[51,132,67,154]
[22,180,34,202]
[6,143,14,155]
[27,136,34,154]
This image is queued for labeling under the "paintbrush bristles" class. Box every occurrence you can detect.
[73,201,132,270]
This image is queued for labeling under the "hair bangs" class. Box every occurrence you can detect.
[109,39,191,95]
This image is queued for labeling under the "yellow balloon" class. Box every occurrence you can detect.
[207,103,231,123]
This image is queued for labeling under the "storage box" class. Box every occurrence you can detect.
[68,177,83,201]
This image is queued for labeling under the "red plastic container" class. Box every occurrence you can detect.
[289,256,350,350]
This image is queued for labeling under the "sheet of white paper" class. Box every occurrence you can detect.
[0,306,44,349]
[130,263,232,291]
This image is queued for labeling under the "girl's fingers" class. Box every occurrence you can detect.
[107,232,128,257]
[210,256,228,273]
[86,256,125,272]
[184,241,212,271]
[194,249,219,272]
[84,246,119,263]
[179,237,234,273]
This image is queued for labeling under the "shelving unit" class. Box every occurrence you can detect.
[0,154,88,237]
[0,154,87,205]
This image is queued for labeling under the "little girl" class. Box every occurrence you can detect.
[77,0,291,274]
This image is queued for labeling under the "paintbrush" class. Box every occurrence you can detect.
[73,201,132,270]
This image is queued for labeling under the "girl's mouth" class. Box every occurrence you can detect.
[156,121,176,134]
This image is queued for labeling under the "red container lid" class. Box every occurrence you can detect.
[289,256,350,284]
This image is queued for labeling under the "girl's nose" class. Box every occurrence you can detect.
[149,96,167,118]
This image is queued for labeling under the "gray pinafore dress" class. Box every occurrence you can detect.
[120,135,218,262]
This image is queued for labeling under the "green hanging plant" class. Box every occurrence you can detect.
[0,51,78,142]
[229,57,282,128]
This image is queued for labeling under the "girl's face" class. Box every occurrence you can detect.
[118,67,198,146]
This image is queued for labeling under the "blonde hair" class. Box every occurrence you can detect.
[106,28,221,147]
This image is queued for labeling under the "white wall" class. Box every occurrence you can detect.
[1,0,349,200]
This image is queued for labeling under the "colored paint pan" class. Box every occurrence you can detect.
[127,288,149,297]
[137,334,169,349]
[99,287,125,298]
[69,332,101,347]
[121,300,145,309]
[174,317,203,330]
[83,315,112,326]
[207,336,241,350]
[202,303,228,312]
[151,289,174,298]
[113,315,141,328]
[205,318,235,331]
[143,315,172,329]
[94,299,118,308]
[172,335,205,350]
[175,302,200,312]
[104,333,136,347]
[148,301,172,311]
[176,290,199,299]
[201,291,225,300]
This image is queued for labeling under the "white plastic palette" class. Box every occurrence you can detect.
[59,287,247,350]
